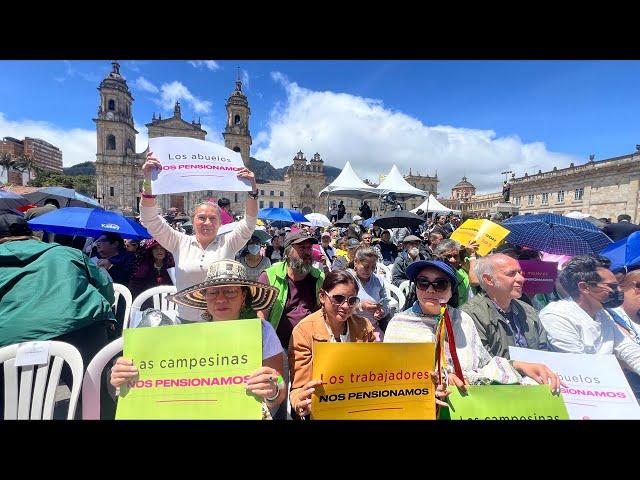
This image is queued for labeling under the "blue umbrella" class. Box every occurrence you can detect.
[362,216,378,228]
[502,213,613,256]
[600,231,640,274]
[257,208,308,225]
[24,187,102,209]
[27,207,151,240]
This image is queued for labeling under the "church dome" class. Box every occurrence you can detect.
[453,176,475,189]
[226,79,248,108]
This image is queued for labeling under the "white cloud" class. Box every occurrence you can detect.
[61,60,100,83]
[254,73,580,194]
[135,76,159,94]
[188,60,221,71]
[158,81,212,114]
[241,69,250,86]
[0,112,95,168]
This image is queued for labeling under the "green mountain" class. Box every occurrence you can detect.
[248,157,341,183]
[64,161,95,176]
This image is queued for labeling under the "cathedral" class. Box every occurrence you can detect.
[94,61,255,215]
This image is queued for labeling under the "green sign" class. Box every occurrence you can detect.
[116,320,263,420]
[446,385,569,420]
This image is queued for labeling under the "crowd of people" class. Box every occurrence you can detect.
[2,152,640,420]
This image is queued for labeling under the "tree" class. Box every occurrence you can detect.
[14,154,38,181]
[0,153,16,181]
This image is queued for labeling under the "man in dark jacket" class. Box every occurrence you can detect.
[602,214,640,242]
[359,201,373,220]
[461,253,548,359]
[391,235,426,286]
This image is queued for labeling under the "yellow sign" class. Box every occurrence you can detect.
[450,219,510,256]
[311,342,435,420]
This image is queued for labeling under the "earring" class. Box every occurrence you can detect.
[201,311,213,321]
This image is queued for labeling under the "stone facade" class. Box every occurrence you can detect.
[285,151,326,215]
[93,61,143,214]
[465,192,503,218]
[509,151,640,222]
[257,180,291,210]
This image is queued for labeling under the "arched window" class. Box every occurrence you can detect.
[108,99,116,111]
[234,114,241,125]
[233,146,241,153]
[106,134,116,150]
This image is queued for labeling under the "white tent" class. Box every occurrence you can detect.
[376,165,428,201]
[319,161,379,198]
[410,194,459,214]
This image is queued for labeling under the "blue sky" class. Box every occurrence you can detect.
[1,60,639,194]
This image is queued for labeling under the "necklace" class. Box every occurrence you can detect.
[154,263,163,284]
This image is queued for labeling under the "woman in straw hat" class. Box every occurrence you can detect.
[110,260,287,413]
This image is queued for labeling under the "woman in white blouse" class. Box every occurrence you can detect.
[139,151,259,322]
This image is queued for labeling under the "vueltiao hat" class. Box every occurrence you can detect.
[168,260,278,311]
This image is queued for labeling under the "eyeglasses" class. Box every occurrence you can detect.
[324,292,360,307]
[204,288,241,299]
[415,277,450,292]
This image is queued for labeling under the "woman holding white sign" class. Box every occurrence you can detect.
[139,151,259,323]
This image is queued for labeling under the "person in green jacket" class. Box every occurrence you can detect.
[0,211,115,363]
[461,253,548,359]
[257,232,325,350]
[0,211,116,417]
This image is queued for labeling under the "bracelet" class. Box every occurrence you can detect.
[141,193,157,199]
[265,375,284,402]
[247,189,259,199]
[142,179,152,189]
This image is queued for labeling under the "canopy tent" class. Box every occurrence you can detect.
[410,194,459,215]
[375,165,428,201]
[318,161,379,198]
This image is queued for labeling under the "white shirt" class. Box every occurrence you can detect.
[140,204,256,322]
[539,298,640,375]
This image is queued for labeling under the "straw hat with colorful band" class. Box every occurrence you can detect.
[168,260,279,312]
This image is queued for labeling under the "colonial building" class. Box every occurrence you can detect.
[510,150,640,222]
[94,61,143,214]
[465,192,502,218]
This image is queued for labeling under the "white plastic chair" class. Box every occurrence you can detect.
[82,337,123,420]
[385,283,406,314]
[129,285,178,329]
[376,262,393,283]
[0,341,84,420]
[399,280,411,299]
[112,283,133,329]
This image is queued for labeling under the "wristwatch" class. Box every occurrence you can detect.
[247,189,259,199]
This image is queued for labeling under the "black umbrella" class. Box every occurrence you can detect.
[373,210,425,229]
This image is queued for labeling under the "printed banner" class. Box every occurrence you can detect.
[509,346,640,420]
[116,320,263,420]
[450,219,510,256]
[446,385,569,420]
[518,260,558,294]
[149,137,252,195]
[311,342,435,419]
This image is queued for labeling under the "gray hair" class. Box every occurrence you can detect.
[354,246,379,263]
[284,244,294,261]
[191,200,222,219]
[473,253,511,291]
[433,239,461,258]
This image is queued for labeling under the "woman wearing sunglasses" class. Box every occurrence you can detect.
[288,270,377,419]
[385,260,561,391]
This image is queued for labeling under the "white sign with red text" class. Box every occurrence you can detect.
[509,346,640,420]
[149,137,251,195]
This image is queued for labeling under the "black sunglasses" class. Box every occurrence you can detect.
[415,277,450,292]
[324,292,360,307]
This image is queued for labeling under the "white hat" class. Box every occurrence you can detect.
[352,215,363,221]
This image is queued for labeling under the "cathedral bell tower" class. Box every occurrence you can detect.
[222,69,252,166]
[93,61,141,212]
